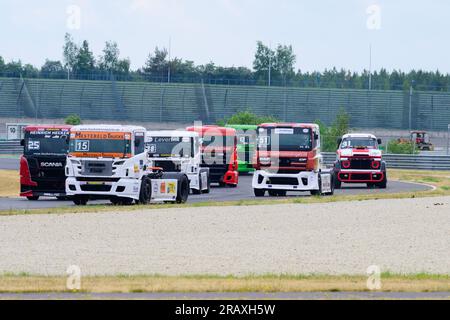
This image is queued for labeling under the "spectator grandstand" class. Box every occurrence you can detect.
[1,77,450,130]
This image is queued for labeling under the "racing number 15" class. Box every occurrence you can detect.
[75,140,89,152]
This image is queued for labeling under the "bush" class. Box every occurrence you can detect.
[64,114,82,125]
[218,110,279,126]
[317,109,350,152]
[386,140,419,154]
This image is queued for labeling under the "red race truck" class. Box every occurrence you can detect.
[333,133,387,189]
[186,125,238,187]
[20,125,71,200]
[252,123,334,197]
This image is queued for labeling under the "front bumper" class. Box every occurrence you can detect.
[66,177,141,200]
[336,170,384,183]
[252,170,320,191]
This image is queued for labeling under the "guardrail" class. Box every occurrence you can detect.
[0,140,22,154]
[0,143,449,170]
[322,152,450,171]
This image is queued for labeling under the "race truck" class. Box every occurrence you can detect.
[334,133,387,189]
[252,123,334,197]
[20,125,71,200]
[226,124,257,174]
[65,125,190,206]
[146,130,210,194]
[186,125,238,187]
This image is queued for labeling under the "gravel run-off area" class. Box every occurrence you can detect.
[0,197,449,276]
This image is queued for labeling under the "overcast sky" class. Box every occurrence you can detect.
[1,0,449,73]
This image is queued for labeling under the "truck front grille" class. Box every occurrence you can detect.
[81,160,113,176]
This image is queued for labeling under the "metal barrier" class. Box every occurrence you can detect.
[0,141,22,154]
[322,152,450,171]
[0,143,448,170]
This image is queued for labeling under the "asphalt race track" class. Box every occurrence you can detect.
[0,157,432,211]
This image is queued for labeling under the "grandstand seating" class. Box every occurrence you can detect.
[0,77,449,130]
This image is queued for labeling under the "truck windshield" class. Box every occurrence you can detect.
[147,136,193,158]
[341,138,377,149]
[202,135,236,149]
[24,130,69,156]
[69,132,132,157]
[258,128,312,151]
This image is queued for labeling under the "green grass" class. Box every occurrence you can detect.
[0,272,448,293]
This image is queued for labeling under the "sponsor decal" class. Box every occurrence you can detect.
[167,182,176,194]
[40,162,64,168]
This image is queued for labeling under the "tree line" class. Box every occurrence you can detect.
[0,33,449,91]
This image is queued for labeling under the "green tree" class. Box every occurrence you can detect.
[99,41,119,71]
[143,47,168,77]
[317,109,350,152]
[218,110,279,126]
[73,40,95,75]
[274,44,296,83]
[0,56,5,73]
[253,41,276,82]
[41,60,65,78]
[64,114,82,125]
[62,33,79,79]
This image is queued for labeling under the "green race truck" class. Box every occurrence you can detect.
[225,124,257,173]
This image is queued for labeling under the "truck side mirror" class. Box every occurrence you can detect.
[377,138,382,145]
[20,139,25,147]
[337,138,342,146]
[314,133,319,140]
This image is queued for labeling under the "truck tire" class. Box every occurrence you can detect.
[26,196,40,201]
[334,175,342,189]
[377,173,387,189]
[162,173,189,204]
[254,188,266,197]
[138,176,152,204]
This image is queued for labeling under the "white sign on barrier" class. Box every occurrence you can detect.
[5,124,28,141]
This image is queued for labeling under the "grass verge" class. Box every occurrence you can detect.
[0,273,448,294]
[0,170,19,198]
[1,169,449,216]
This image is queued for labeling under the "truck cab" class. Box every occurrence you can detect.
[65,125,190,205]
[334,133,387,189]
[252,123,333,197]
[20,125,71,200]
[186,125,238,187]
[146,130,210,194]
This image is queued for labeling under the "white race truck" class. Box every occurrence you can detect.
[146,130,210,194]
[65,125,190,206]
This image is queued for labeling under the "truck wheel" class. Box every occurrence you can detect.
[73,196,88,206]
[254,188,266,197]
[377,174,387,189]
[138,176,152,204]
[176,175,189,204]
[334,176,342,189]
[26,196,40,201]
